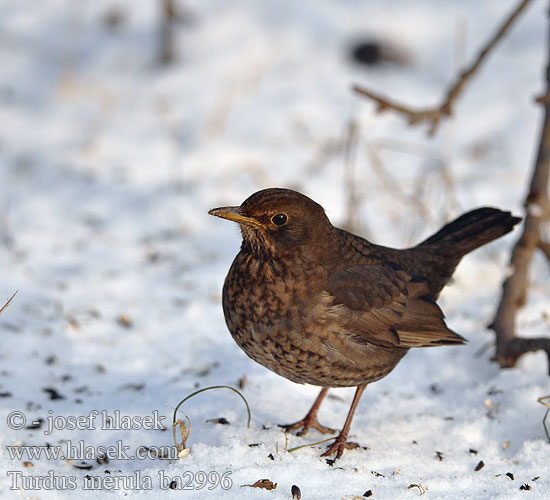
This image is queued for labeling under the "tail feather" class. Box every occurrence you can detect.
[418,207,521,256]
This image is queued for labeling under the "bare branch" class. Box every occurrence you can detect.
[353,0,534,135]
[540,241,550,262]
[490,3,550,372]
[0,290,18,316]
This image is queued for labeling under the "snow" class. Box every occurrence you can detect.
[0,0,549,498]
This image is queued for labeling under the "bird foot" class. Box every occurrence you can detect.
[321,438,360,459]
[280,416,336,437]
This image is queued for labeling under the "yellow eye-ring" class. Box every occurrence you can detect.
[271,213,288,226]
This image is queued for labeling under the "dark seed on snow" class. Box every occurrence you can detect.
[474,460,485,471]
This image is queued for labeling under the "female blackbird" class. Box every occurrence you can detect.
[209,188,520,458]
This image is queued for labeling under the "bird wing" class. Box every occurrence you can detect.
[325,265,466,348]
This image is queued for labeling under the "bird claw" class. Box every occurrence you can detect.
[321,438,360,459]
[280,417,336,436]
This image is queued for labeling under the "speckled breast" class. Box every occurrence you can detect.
[221,251,406,387]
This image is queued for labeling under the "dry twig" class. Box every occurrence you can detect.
[353,0,534,135]
[489,5,550,371]
[0,291,17,316]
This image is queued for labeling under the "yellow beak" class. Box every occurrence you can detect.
[208,206,265,228]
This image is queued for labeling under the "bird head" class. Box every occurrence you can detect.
[209,188,334,259]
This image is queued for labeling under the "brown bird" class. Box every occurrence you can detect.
[209,188,520,459]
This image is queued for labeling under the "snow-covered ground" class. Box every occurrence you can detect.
[0,0,549,498]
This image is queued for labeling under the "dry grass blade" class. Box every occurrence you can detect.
[287,436,338,453]
[172,414,192,459]
[0,291,18,316]
[538,395,550,442]
[172,385,251,427]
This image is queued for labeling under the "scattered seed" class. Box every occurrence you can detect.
[45,355,57,365]
[532,477,540,481]
[238,375,247,389]
[118,383,145,391]
[364,490,373,497]
[73,462,93,470]
[430,383,442,394]
[519,484,531,491]
[291,484,302,499]
[241,479,277,490]
[23,461,33,467]
[117,313,133,328]
[248,443,261,447]
[474,460,485,471]
[267,453,274,461]
[502,440,511,449]
[42,387,65,400]
[371,471,385,477]
[169,480,178,490]
[205,417,230,425]
[506,472,514,480]
[435,451,444,461]
[407,483,426,495]
[469,448,478,455]
[96,452,109,465]
[25,418,43,430]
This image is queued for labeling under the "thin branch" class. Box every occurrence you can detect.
[0,291,18,316]
[540,241,550,262]
[490,2,550,372]
[158,0,180,65]
[353,0,534,135]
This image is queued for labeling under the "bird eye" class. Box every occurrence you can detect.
[271,213,288,226]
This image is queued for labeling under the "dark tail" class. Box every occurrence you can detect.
[418,207,522,256]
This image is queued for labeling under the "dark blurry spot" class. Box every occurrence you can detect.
[430,383,443,394]
[206,417,230,425]
[74,462,93,470]
[351,40,383,65]
[349,38,409,67]
[26,418,43,430]
[119,383,145,392]
[45,355,57,365]
[43,387,65,400]
[102,8,125,30]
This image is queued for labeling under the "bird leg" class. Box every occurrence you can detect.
[280,387,336,436]
[321,384,367,459]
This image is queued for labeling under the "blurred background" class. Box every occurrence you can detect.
[0,0,549,497]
